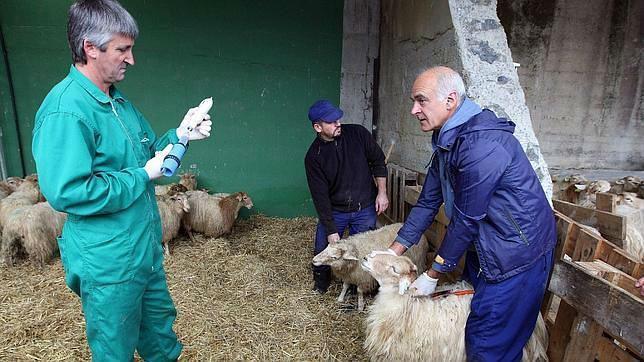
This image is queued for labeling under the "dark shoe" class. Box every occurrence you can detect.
[312,269,331,294]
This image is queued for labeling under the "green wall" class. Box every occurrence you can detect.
[0,0,344,217]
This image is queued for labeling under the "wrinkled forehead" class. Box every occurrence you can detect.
[411,74,437,99]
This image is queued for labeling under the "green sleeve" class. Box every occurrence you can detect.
[32,112,149,216]
[134,107,179,157]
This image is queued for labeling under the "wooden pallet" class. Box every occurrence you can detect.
[546,211,644,361]
[381,163,418,224]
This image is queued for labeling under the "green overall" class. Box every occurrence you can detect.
[32,66,182,361]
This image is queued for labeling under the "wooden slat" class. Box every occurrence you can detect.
[595,333,639,362]
[548,299,578,362]
[571,229,602,262]
[595,192,616,213]
[553,199,627,241]
[562,313,604,362]
[549,259,644,357]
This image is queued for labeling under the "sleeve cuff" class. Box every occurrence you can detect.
[135,167,151,182]
[169,129,180,144]
[395,234,413,249]
[432,255,458,273]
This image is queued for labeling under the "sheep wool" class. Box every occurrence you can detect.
[182,191,253,238]
[1,202,66,266]
[362,254,548,362]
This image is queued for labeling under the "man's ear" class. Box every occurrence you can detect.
[312,123,322,133]
[83,39,100,60]
[446,91,458,111]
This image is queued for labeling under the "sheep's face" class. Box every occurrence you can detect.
[179,173,197,190]
[236,192,254,209]
[5,177,23,191]
[361,254,417,293]
[170,193,190,213]
[312,243,358,267]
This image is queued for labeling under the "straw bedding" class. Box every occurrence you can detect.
[0,215,367,360]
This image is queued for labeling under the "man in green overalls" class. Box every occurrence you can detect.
[32,0,212,360]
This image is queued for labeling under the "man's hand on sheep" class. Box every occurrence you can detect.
[409,271,439,297]
[327,233,341,244]
[144,144,173,180]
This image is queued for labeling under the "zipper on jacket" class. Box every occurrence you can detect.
[110,100,155,231]
[503,207,530,245]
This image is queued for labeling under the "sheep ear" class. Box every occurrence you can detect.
[342,251,359,261]
[574,184,587,191]
[398,277,411,295]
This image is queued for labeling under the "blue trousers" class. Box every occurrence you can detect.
[463,249,554,362]
[313,205,377,272]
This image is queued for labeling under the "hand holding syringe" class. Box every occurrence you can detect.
[160,97,213,177]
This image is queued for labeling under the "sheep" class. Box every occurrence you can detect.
[552,173,587,200]
[361,253,548,362]
[0,176,24,200]
[577,180,611,208]
[1,201,66,267]
[312,223,429,311]
[156,192,190,256]
[615,193,644,261]
[154,172,197,196]
[181,190,254,241]
[0,174,42,233]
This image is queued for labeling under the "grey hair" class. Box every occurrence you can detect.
[67,0,139,64]
[426,66,467,103]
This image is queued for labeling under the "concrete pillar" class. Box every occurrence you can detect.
[339,0,380,129]
[448,0,553,200]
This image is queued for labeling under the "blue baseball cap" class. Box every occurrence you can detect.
[308,99,343,123]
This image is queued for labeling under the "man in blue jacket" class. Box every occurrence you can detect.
[383,66,555,361]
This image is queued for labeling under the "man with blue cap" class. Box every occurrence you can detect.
[304,99,389,294]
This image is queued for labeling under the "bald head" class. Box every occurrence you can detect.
[410,66,466,132]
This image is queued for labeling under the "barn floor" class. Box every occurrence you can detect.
[0,215,368,361]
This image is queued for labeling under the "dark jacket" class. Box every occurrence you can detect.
[397,110,556,282]
[305,124,387,236]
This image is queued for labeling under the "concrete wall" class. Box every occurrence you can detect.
[499,0,643,170]
[377,0,553,198]
[377,0,461,170]
[339,0,380,130]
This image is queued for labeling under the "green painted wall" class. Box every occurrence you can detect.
[0,0,344,217]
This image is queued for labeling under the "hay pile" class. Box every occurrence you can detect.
[0,215,368,360]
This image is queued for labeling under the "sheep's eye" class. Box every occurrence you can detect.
[391,266,399,275]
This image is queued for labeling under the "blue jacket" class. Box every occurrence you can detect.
[396,109,556,282]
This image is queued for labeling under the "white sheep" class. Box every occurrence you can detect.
[1,201,66,266]
[0,174,42,233]
[312,223,429,311]
[181,190,254,241]
[615,193,644,261]
[361,253,548,361]
[156,192,190,256]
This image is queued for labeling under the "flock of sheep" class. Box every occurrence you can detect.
[552,174,644,261]
[0,172,253,266]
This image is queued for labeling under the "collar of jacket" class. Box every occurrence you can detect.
[68,65,126,104]
[431,98,482,151]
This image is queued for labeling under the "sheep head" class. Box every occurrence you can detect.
[170,193,190,213]
[361,253,418,295]
[235,192,254,209]
[4,176,23,191]
[179,172,197,190]
[312,242,360,268]
[167,183,188,196]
